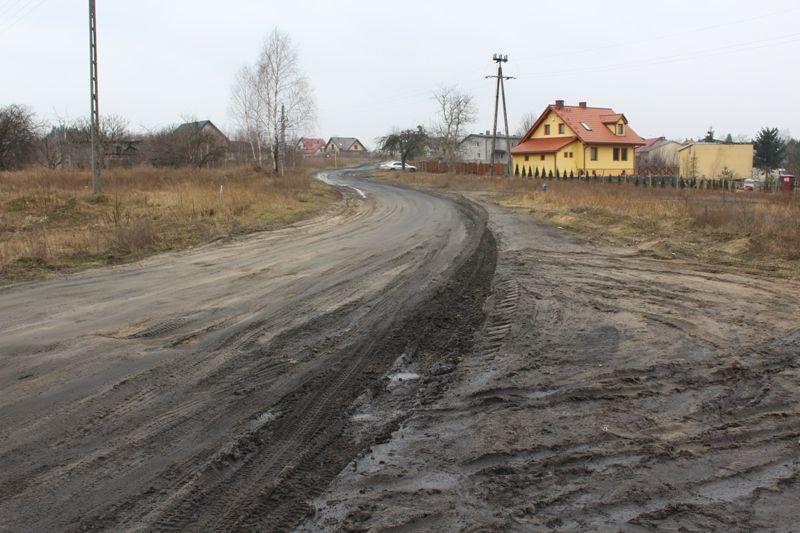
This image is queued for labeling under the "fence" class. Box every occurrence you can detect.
[414,161,506,176]
[505,172,798,193]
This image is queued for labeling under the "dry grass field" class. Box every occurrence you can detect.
[379,171,800,275]
[0,165,337,282]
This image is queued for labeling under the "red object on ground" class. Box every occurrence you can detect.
[780,174,796,192]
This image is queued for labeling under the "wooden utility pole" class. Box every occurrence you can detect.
[88,0,101,193]
[486,53,514,176]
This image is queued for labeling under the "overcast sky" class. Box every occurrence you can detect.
[2,0,798,147]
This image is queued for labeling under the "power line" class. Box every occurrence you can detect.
[513,6,800,64]
[347,6,798,112]
[0,0,48,37]
[0,0,28,20]
[515,32,800,80]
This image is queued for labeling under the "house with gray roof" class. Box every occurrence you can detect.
[325,137,368,153]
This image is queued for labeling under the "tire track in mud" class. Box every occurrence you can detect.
[480,279,520,357]
[148,212,495,532]
[64,193,498,533]
[299,200,800,532]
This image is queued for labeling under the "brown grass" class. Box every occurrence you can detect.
[378,171,800,274]
[0,165,338,282]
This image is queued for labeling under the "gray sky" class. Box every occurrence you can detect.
[2,0,799,147]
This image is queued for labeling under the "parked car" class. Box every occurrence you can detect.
[382,161,416,172]
[736,178,756,192]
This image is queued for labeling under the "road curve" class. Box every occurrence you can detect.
[0,169,494,532]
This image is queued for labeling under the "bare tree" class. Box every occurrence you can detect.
[239,28,316,174]
[34,114,129,170]
[229,65,266,166]
[432,86,476,168]
[146,120,227,168]
[0,104,38,170]
[515,111,537,137]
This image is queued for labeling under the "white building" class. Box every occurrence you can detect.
[458,132,521,165]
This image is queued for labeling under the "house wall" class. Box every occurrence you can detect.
[529,111,576,138]
[640,141,682,167]
[459,136,517,165]
[512,143,636,177]
[679,144,754,179]
[515,110,636,176]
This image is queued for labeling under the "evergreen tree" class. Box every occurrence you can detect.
[534,167,539,178]
[514,163,519,176]
[548,169,553,178]
[754,127,786,187]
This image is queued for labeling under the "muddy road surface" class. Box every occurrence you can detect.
[301,193,800,532]
[0,169,495,532]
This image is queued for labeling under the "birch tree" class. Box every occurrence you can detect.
[229,28,315,173]
[229,65,265,166]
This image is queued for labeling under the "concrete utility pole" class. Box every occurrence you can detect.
[279,104,286,177]
[88,0,101,193]
[486,54,514,176]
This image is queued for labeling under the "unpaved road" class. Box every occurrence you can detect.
[4,170,800,532]
[0,169,495,532]
[300,191,800,532]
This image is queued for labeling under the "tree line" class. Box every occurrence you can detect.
[0,105,233,171]
[1,26,317,174]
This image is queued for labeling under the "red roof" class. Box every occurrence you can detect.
[636,137,666,154]
[600,113,624,124]
[521,103,645,147]
[297,137,325,154]
[511,136,577,155]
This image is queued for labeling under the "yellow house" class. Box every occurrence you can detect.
[678,142,754,180]
[511,100,645,177]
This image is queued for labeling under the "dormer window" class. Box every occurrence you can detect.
[544,124,551,135]
[616,123,625,135]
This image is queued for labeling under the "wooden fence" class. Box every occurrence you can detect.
[414,161,506,176]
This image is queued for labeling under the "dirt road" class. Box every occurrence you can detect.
[300,191,800,532]
[4,169,799,532]
[0,169,495,532]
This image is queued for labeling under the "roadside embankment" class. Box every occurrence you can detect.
[0,165,338,283]
[375,171,800,278]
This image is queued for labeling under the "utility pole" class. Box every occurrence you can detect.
[486,53,514,176]
[279,103,286,177]
[88,0,101,193]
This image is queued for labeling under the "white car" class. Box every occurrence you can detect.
[381,161,416,171]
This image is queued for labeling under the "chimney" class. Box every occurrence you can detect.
[579,101,587,109]
[555,99,564,109]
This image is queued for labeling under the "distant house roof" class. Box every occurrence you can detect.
[521,102,645,146]
[174,120,229,143]
[297,137,326,154]
[511,136,578,155]
[327,137,361,151]
[460,133,522,149]
[637,137,666,153]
